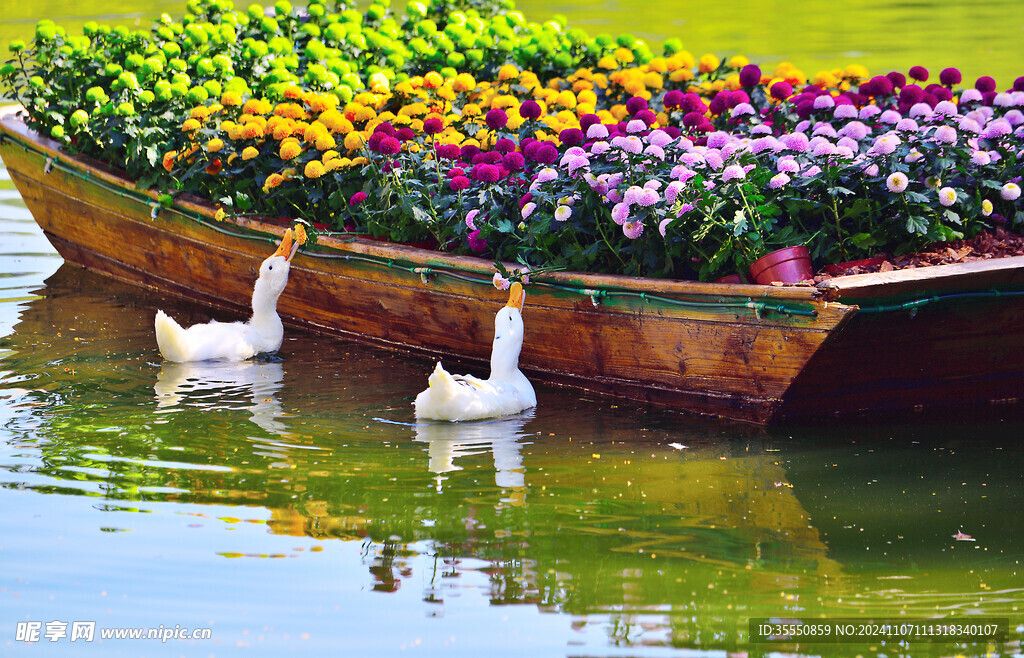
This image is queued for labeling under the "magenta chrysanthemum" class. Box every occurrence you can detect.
[449,175,471,191]
[519,100,542,119]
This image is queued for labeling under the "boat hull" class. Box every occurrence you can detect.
[5,105,1024,424]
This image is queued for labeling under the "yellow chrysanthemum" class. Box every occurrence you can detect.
[242,98,272,115]
[698,53,720,74]
[279,141,302,160]
[597,55,618,70]
[221,91,243,107]
[610,104,629,121]
[728,55,750,69]
[241,146,259,161]
[844,64,870,82]
[812,71,838,89]
[462,103,482,117]
[242,122,264,140]
[354,105,377,122]
[349,156,369,167]
[436,85,456,102]
[190,106,210,121]
[554,90,577,109]
[646,58,668,74]
[724,73,742,91]
[669,69,695,83]
[643,72,664,90]
[262,172,285,192]
[497,64,520,81]
[614,47,634,64]
[368,72,390,93]
[394,81,416,96]
[182,118,202,132]
[207,138,224,153]
[577,89,598,107]
[423,71,444,89]
[453,73,476,93]
[214,208,226,221]
[304,160,326,178]
[283,85,304,100]
[343,132,365,151]
[322,150,340,162]
[306,93,339,113]
[227,123,245,140]
[162,151,178,172]
[315,134,337,151]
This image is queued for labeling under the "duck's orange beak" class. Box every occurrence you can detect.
[272,229,298,261]
[505,281,525,311]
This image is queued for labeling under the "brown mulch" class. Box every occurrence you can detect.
[812,227,1024,283]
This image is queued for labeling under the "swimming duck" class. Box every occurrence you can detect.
[414,282,536,421]
[155,229,300,362]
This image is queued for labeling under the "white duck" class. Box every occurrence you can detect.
[414,282,536,421]
[154,228,300,362]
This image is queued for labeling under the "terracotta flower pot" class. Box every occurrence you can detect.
[714,273,745,284]
[748,245,814,285]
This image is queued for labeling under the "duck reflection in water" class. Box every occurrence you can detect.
[154,359,287,435]
[413,412,533,502]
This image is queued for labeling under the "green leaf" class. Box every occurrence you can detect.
[849,232,880,249]
[495,218,513,234]
[943,209,961,225]
[905,215,928,235]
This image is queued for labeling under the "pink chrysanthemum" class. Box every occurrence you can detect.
[1002,182,1022,201]
[520,202,537,219]
[721,164,746,182]
[623,220,644,239]
[933,125,957,145]
[769,173,791,189]
[886,172,909,193]
[777,157,800,174]
[647,129,673,148]
[554,205,572,222]
[636,188,660,207]
[938,186,957,206]
[611,202,632,225]
[586,123,609,139]
[465,209,480,230]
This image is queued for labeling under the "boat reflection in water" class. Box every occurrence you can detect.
[155,359,288,435]
[412,413,533,499]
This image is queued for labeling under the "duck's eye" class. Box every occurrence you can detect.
[268,265,273,270]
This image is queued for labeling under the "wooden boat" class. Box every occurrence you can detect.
[4,104,1024,424]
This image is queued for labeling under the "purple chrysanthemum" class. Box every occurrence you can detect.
[939,67,962,86]
[436,143,461,160]
[886,71,907,88]
[449,175,471,191]
[663,90,683,109]
[536,143,559,164]
[423,117,444,134]
[485,108,508,130]
[519,100,542,120]
[976,76,997,93]
[467,229,487,253]
[472,164,500,183]
[502,151,525,172]
[560,128,585,146]
[494,138,516,154]
[909,65,929,82]
[625,96,648,115]
[739,64,761,87]
[349,192,367,206]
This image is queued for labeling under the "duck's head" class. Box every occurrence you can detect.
[490,282,526,374]
[252,229,300,310]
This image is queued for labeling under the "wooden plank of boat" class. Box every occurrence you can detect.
[6,104,1024,423]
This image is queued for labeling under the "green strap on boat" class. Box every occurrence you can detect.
[8,135,827,318]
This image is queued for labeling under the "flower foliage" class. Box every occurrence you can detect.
[3,0,1024,280]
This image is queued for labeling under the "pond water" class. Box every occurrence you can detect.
[3,158,1024,655]
[2,1,1024,655]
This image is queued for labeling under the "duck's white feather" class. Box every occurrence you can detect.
[155,236,297,362]
[415,291,536,421]
[155,311,271,362]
